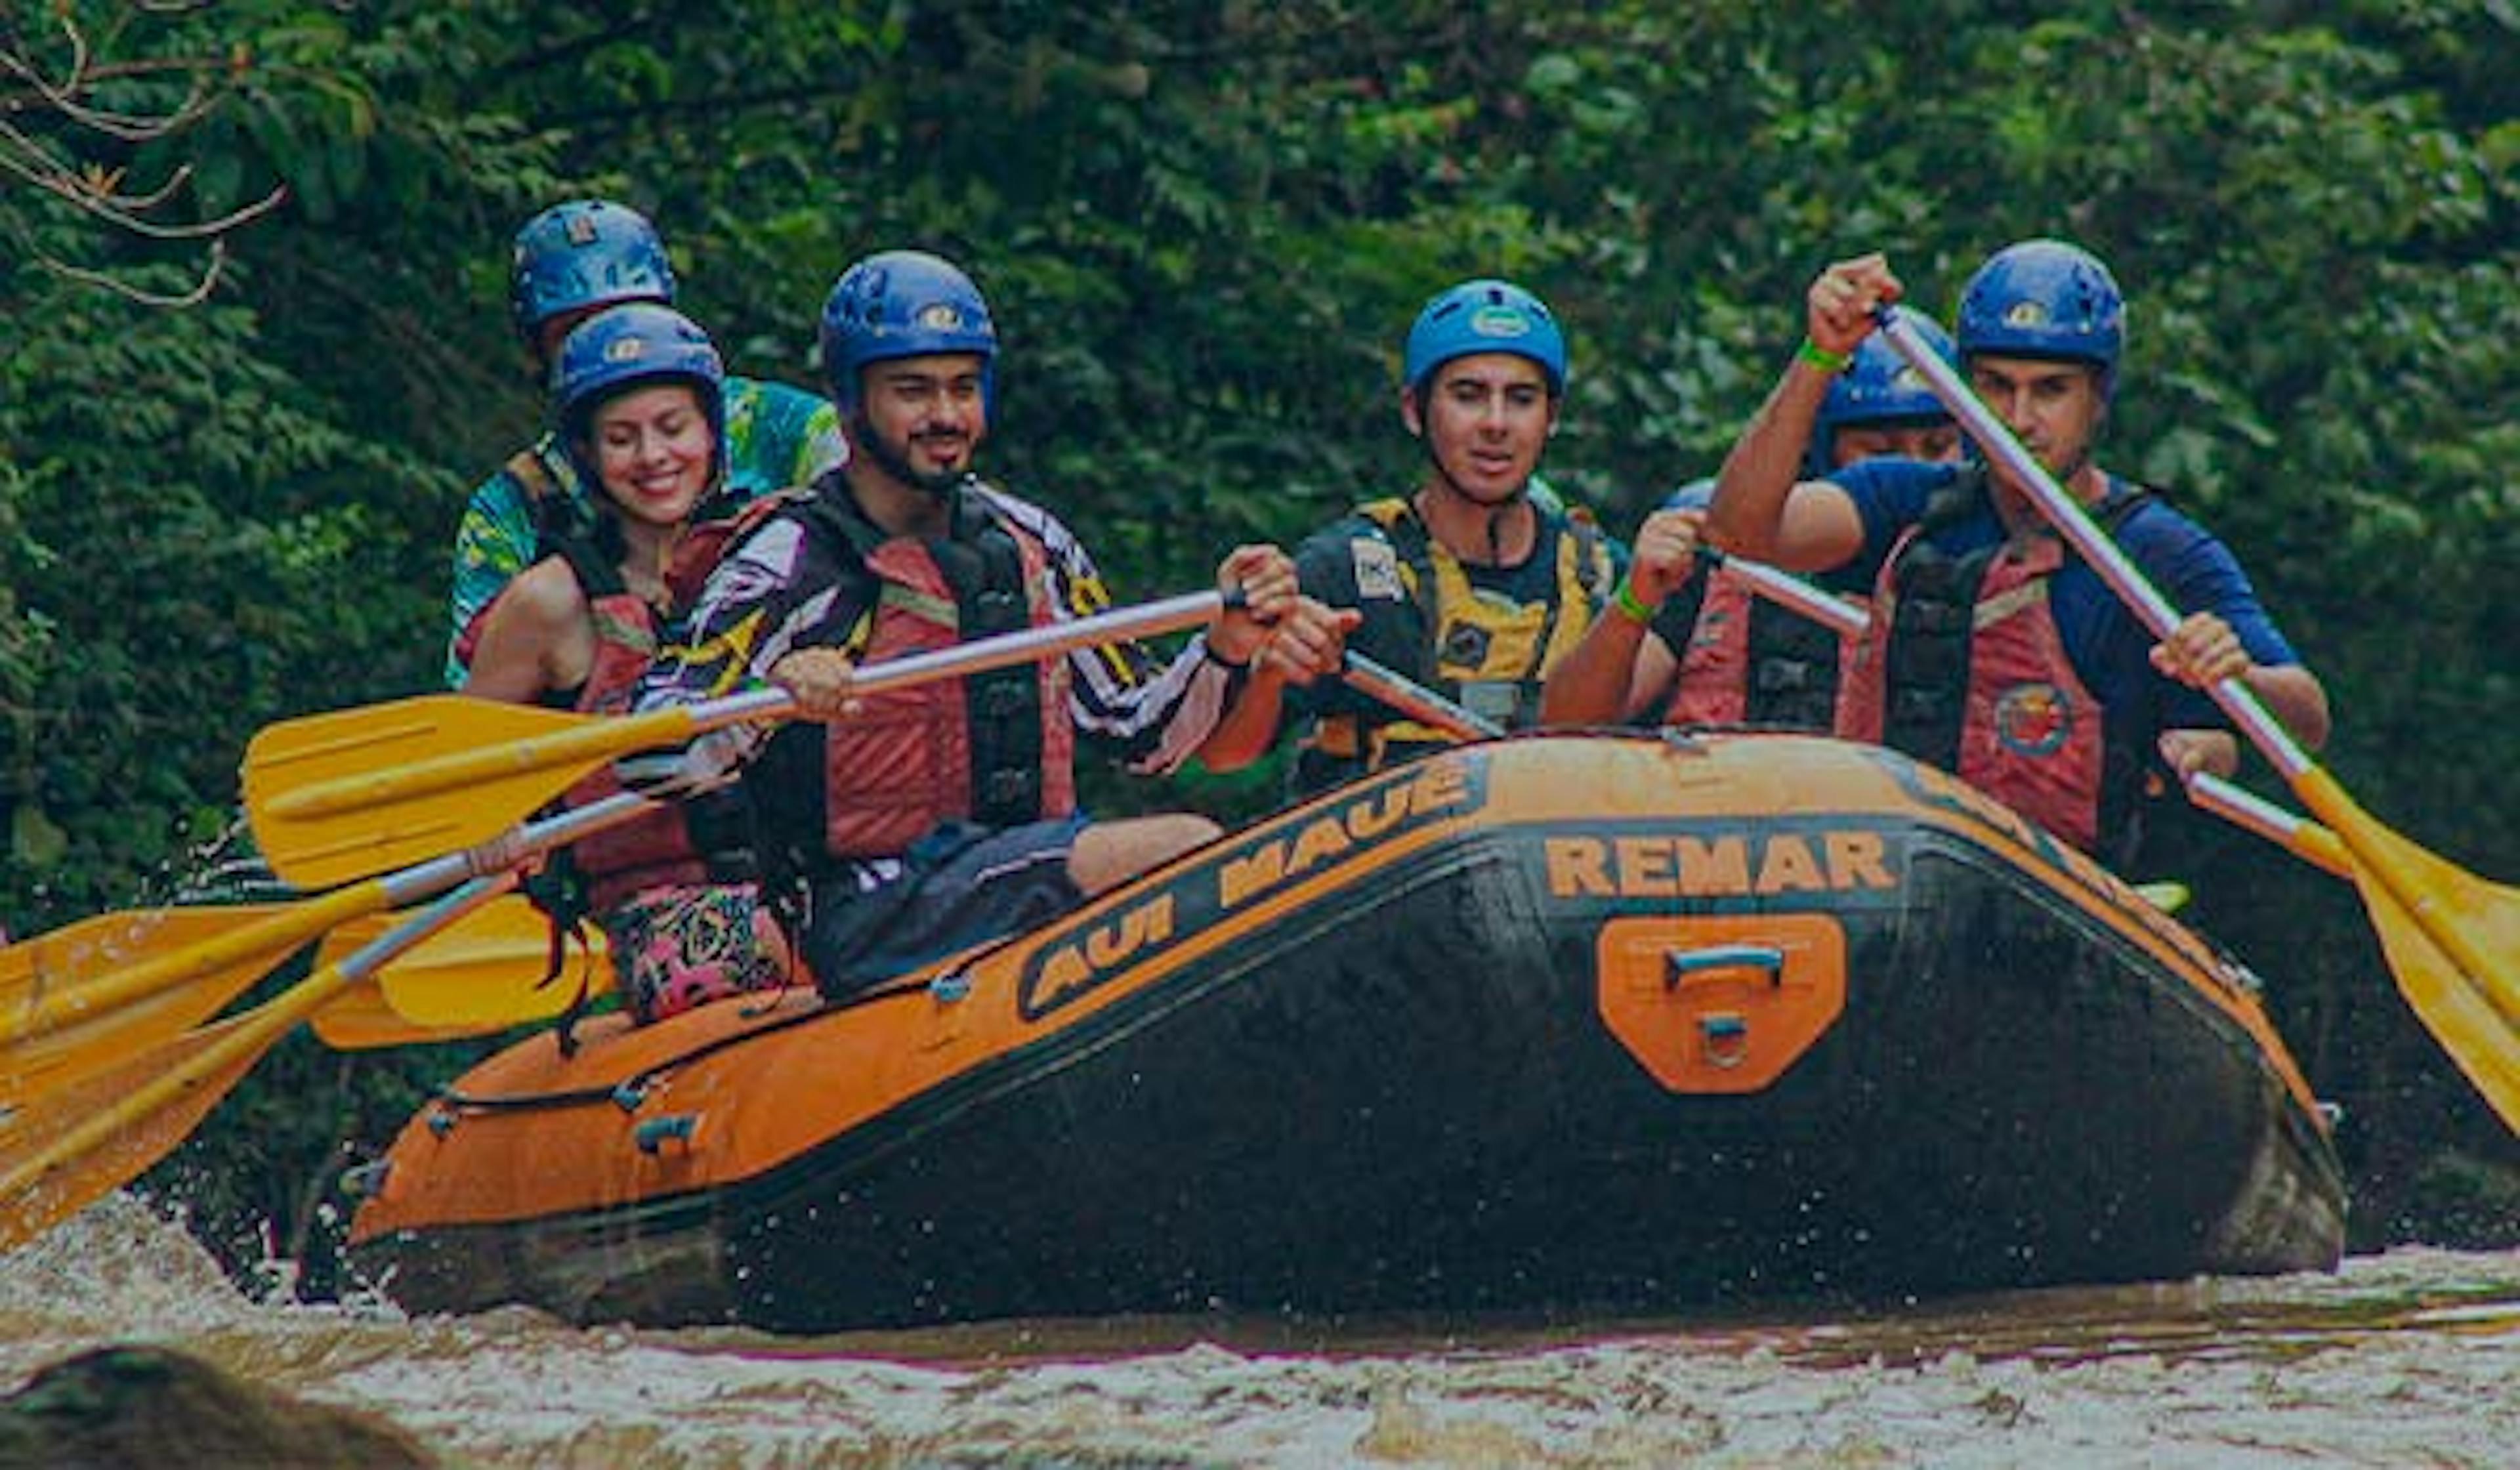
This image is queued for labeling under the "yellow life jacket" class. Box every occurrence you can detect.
[1302,495,1612,787]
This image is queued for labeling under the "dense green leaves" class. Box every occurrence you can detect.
[5,0,2515,1277]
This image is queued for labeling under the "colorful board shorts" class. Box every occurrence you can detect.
[803,816,1088,999]
[600,881,797,1023]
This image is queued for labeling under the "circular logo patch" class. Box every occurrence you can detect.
[1993,681,2074,756]
[914,302,965,331]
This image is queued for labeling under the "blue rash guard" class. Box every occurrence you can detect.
[1826,457,2303,734]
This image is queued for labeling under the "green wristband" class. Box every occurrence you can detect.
[1612,578,1658,625]
[1796,338,1853,374]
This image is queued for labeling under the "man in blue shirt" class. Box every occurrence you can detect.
[1706,240,2328,862]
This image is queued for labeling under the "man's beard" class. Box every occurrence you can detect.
[858,417,970,497]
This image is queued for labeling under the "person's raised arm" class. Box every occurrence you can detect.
[1707,255,1896,572]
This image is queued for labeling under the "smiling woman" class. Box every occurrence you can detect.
[459,302,797,1025]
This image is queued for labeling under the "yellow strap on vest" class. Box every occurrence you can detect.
[1353,496,1609,689]
[875,581,960,630]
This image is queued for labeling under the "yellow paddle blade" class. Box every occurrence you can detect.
[2,905,297,1032]
[0,876,523,1248]
[2296,770,2520,1024]
[0,959,290,1112]
[312,895,610,1033]
[2323,813,2520,1133]
[243,695,704,890]
[308,984,492,1049]
[0,994,300,1250]
[0,889,387,1106]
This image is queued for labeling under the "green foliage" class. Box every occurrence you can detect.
[7,0,2516,1281]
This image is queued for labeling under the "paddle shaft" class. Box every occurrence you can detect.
[1339,653,1503,742]
[1700,549,1868,640]
[266,589,1227,823]
[2185,772,2353,879]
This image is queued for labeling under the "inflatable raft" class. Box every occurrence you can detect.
[345,732,2346,1330]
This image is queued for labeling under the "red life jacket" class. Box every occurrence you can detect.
[549,540,712,912]
[1837,491,2150,858]
[537,490,801,910]
[797,489,1078,860]
[1651,566,1850,729]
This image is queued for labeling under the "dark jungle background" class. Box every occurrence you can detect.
[4,1,2515,1293]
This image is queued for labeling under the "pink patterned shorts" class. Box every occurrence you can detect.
[600,883,795,1023]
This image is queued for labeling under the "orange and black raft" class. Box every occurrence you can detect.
[345,731,2345,1331]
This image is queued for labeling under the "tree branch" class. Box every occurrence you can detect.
[1,1,281,305]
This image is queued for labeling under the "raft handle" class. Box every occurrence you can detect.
[424,1108,459,1139]
[339,1160,390,1199]
[610,1078,649,1113]
[1664,943,1785,988]
[633,1113,701,1155]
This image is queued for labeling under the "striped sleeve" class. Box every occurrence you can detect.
[978,487,1240,775]
[633,509,875,768]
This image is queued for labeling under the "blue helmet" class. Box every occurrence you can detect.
[1402,279,1566,398]
[818,250,998,414]
[1806,310,1956,475]
[509,200,676,343]
[1956,239,2125,397]
[551,304,726,490]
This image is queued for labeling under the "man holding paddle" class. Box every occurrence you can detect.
[1705,239,2330,866]
[628,249,1343,999]
[1199,278,1621,795]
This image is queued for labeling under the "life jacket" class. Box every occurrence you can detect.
[1836,478,2153,858]
[534,482,794,914]
[784,486,1078,861]
[547,541,716,912]
[1651,566,1851,729]
[1302,495,1612,788]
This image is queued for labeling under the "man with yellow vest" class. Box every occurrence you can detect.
[1200,278,1626,794]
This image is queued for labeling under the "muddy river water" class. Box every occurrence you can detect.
[2,1192,2513,1466]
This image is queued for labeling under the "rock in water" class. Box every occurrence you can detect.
[0,1343,436,1469]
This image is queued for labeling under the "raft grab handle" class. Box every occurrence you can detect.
[1664,943,1786,988]
[633,1113,701,1155]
